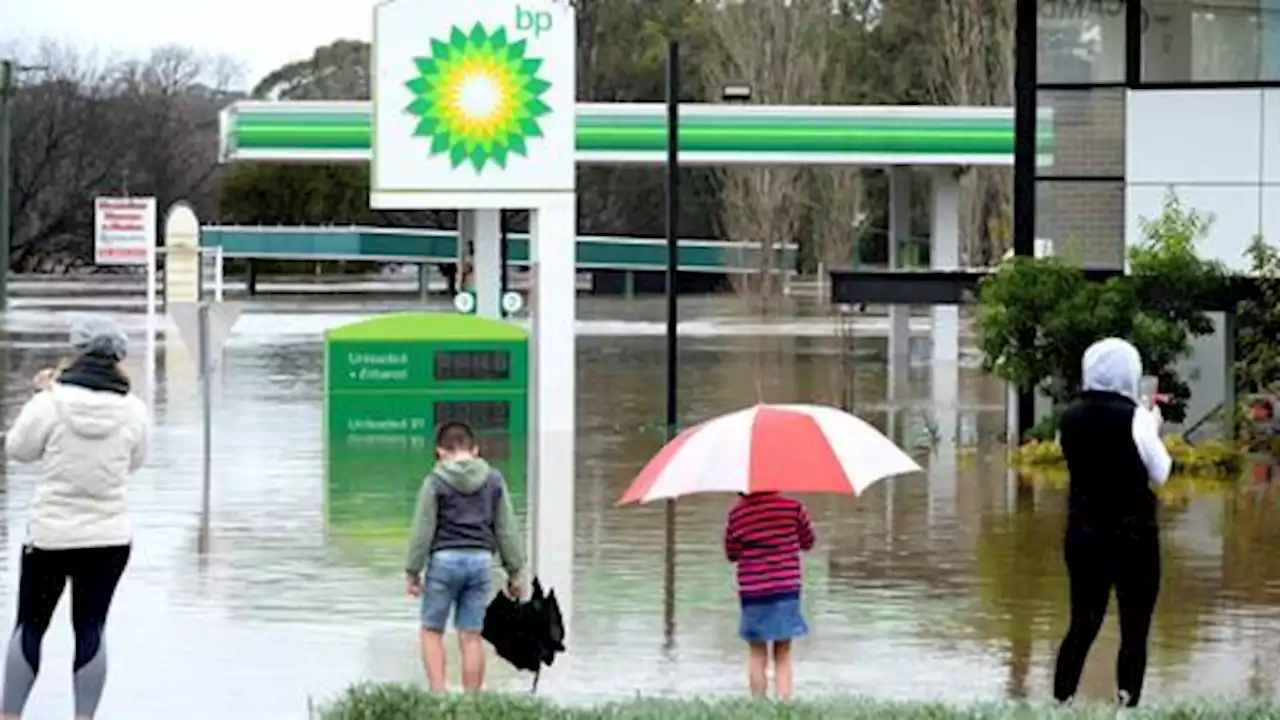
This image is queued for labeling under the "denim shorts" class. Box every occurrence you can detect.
[421,549,492,631]
[739,596,809,643]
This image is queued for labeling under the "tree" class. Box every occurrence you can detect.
[217,7,723,243]
[924,0,1014,267]
[701,0,832,306]
[5,42,242,270]
[976,192,1224,427]
[251,40,370,100]
[1235,236,1280,394]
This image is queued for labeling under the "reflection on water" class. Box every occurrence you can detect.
[0,295,1278,718]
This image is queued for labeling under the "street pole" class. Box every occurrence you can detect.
[0,59,13,312]
[1013,0,1037,439]
[198,301,213,548]
[662,40,680,645]
[499,210,510,309]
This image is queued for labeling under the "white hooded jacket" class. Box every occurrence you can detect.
[1080,338,1173,485]
[4,382,149,549]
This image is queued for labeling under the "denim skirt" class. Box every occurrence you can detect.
[739,596,809,643]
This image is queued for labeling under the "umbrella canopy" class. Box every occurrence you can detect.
[482,578,565,690]
[619,403,921,505]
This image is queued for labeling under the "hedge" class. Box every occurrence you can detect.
[316,683,1280,719]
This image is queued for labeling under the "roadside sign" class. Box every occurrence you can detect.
[169,301,244,372]
[501,291,524,315]
[453,292,477,314]
[94,196,155,266]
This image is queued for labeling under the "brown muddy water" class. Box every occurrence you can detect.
[0,292,1278,718]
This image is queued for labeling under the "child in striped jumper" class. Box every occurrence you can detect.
[724,491,816,699]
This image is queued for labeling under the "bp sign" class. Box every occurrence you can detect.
[323,312,528,545]
[372,0,575,208]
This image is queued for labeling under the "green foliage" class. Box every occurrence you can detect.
[217,164,374,225]
[1236,235,1280,394]
[1015,435,1243,479]
[976,191,1225,426]
[317,686,1280,720]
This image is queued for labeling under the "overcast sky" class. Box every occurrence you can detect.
[1,0,376,89]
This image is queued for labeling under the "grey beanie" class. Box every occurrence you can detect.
[69,314,129,361]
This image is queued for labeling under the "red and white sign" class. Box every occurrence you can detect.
[94,196,156,266]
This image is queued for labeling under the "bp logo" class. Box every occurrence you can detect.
[404,22,553,172]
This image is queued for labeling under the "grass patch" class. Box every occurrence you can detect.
[317,683,1280,719]
[1014,434,1243,479]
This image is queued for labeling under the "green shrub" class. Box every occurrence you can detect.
[317,684,1280,719]
[976,191,1228,425]
[1014,435,1243,479]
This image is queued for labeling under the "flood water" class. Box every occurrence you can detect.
[1,291,1279,718]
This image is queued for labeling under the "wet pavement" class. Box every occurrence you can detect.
[0,292,1278,718]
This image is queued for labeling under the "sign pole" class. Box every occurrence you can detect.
[198,301,213,544]
[144,233,158,409]
[0,60,12,312]
[662,39,680,647]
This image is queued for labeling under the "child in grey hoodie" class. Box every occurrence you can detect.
[404,421,525,693]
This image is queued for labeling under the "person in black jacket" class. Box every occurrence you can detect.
[1053,338,1173,708]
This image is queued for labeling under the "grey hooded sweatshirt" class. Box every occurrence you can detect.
[404,457,525,579]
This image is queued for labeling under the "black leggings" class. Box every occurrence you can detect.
[1053,526,1160,707]
[1,545,130,718]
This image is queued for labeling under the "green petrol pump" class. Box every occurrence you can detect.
[324,312,528,560]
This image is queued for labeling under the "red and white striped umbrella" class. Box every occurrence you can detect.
[618,403,922,505]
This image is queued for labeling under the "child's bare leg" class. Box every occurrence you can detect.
[747,641,769,697]
[772,640,793,699]
[457,631,486,692]
[420,629,448,691]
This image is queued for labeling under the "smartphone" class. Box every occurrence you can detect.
[1138,375,1158,410]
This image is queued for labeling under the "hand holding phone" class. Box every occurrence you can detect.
[1138,376,1159,410]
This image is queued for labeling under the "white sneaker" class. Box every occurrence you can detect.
[1115,690,1132,717]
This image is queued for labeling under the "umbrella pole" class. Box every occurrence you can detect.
[662,39,681,647]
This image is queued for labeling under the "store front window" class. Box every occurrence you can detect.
[1039,0,1129,83]
[1143,0,1280,82]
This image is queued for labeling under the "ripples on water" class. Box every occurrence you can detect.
[0,294,1278,718]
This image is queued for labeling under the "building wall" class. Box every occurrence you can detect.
[1125,89,1280,272]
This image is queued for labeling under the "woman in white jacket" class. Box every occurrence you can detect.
[1,315,150,720]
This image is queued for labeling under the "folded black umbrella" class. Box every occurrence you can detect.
[482,577,566,691]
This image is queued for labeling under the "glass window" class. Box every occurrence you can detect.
[1035,180,1126,268]
[1037,88,1126,177]
[1143,0,1280,82]
[1038,0,1128,83]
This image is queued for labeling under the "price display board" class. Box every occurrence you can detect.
[323,312,528,556]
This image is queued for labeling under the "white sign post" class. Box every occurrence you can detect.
[169,299,244,551]
[94,196,156,265]
[372,0,578,636]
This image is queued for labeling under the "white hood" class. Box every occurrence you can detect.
[1081,337,1142,401]
[50,384,137,439]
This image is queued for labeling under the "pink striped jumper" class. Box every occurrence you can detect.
[724,492,815,605]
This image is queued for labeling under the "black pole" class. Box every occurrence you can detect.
[1013,0,1037,439]
[499,210,510,309]
[662,40,680,645]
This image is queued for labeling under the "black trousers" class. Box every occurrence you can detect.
[1053,524,1160,707]
[2,544,131,717]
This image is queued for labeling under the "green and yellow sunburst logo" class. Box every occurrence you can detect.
[404,24,553,172]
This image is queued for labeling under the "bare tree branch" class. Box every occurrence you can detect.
[702,0,832,310]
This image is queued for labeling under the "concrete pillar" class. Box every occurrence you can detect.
[418,262,431,304]
[458,210,474,304]
[529,194,576,634]
[930,169,961,364]
[472,209,502,318]
[928,168,961,528]
[887,166,912,435]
